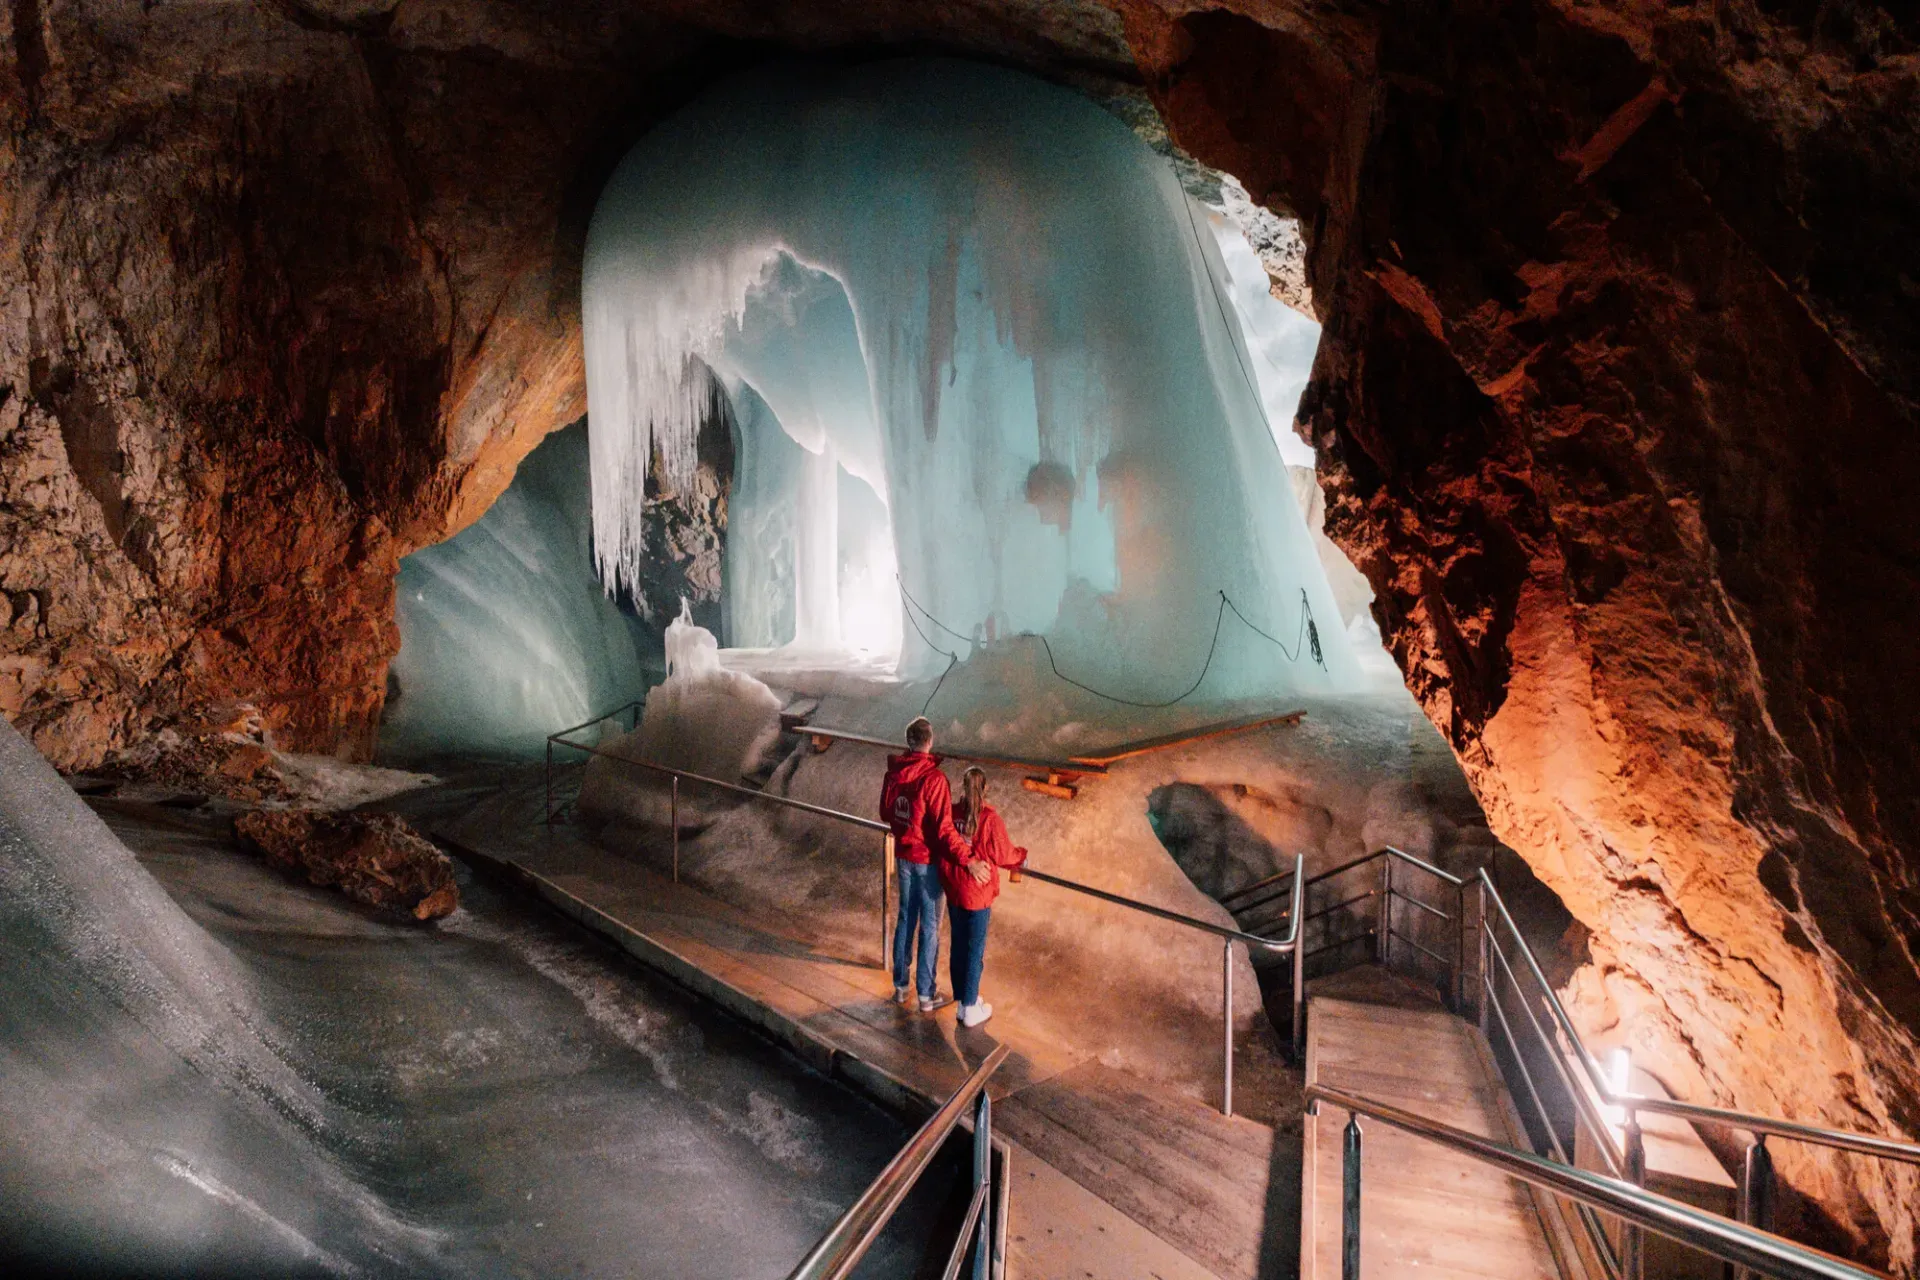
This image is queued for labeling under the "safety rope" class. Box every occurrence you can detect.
[897,589,960,715]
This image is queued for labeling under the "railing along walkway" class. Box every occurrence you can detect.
[545,702,1303,1118]
[1307,1084,1892,1280]
[787,1045,1011,1280]
[1276,838,1920,1280]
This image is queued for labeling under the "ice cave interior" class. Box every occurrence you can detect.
[376,56,1588,1227]
[8,9,1919,1276]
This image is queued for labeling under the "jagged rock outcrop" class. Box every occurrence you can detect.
[234,807,457,920]
[3,0,1917,1264]
[1126,0,1920,1265]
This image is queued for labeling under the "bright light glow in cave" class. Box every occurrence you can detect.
[583,58,1363,708]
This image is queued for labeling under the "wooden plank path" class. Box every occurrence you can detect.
[405,774,1300,1279]
[1302,996,1575,1280]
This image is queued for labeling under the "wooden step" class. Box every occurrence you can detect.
[1302,993,1576,1280]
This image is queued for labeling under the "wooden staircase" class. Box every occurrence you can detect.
[1301,978,1584,1280]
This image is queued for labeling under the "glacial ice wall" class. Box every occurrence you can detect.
[584,58,1361,704]
[381,421,653,761]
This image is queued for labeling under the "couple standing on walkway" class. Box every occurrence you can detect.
[880,717,1026,1029]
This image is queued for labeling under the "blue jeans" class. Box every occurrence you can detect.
[947,903,991,1007]
[893,861,943,998]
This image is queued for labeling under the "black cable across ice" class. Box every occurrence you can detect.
[896,576,1324,716]
[897,588,961,715]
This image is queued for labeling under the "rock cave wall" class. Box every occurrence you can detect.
[1122,0,1920,1264]
[2,0,1916,1265]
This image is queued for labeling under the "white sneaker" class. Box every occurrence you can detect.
[893,986,912,1006]
[919,993,952,1013]
[958,1001,993,1028]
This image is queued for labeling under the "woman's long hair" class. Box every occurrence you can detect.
[959,767,988,838]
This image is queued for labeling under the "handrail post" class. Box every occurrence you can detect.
[1377,855,1392,966]
[1341,1113,1363,1280]
[1622,1105,1647,1280]
[670,775,680,883]
[973,1091,992,1280]
[1292,929,1306,1061]
[1222,938,1235,1117]
[544,738,554,826]
[882,834,896,971]
[1454,881,1468,1014]
[1735,1136,1775,1280]
[1475,878,1491,1034]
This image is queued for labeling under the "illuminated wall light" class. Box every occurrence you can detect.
[1604,1045,1633,1132]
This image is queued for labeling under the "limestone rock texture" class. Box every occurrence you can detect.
[1123,0,1920,1265]
[3,0,1918,1265]
[1,0,1121,772]
[234,807,457,920]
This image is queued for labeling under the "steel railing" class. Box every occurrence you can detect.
[545,704,899,967]
[1471,867,1920,1280]
[1019,855,1304,1116]
[787,1045,1011,1280]
[1305,1083,1893,1280]
[1222,845,1467,1013]
[546,706,1299,1115]
[1241,845,1919,1279]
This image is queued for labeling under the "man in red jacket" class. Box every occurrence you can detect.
[881,717,971,1011]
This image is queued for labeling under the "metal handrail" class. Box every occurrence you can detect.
[1476,868,1920,1167]
[1472,866,1920,1280]
[1306,844,1465,891]
[1306,1083,1893,1280]
[1616,1095,1920,1166]
[1020,856,1305,1113]
[549,700,1304,1112]
[1221,845,1458,915]
[787,1045,1010,1280]
[546,711,896,966]
[551,735,891,832]
[1018,866,1298,953]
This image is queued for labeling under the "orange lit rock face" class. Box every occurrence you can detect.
[3,0,1917,1264]
[1130,0,1920,1266]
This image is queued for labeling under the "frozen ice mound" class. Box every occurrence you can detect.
[578,603,786,827]
[584,57,1364,705]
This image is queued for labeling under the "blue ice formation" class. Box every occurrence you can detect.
[584,58,1361,703]
[380,421,653,760]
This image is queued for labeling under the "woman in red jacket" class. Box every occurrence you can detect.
[940,767,1027,1028]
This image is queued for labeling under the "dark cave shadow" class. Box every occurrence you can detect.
[1147,781,1291,904]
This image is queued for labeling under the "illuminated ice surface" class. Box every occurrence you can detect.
[0,721,950,1278]
[381,422,653,762]
[583,58,1362,702]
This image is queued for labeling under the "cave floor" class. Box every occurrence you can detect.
[391,765,1302,1280]
[65,796,962,1279]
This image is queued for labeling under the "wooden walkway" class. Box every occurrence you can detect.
[1302,995,1573,1280]
[408,774,1301,1279]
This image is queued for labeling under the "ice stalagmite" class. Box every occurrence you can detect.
[584,58,1361,705]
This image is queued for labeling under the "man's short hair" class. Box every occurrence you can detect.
[905,717,934,750]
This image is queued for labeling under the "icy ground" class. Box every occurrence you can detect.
[0,722,955,1279]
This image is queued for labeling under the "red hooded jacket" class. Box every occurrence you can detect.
[881,752,970,866]
[938,803,1027,911]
